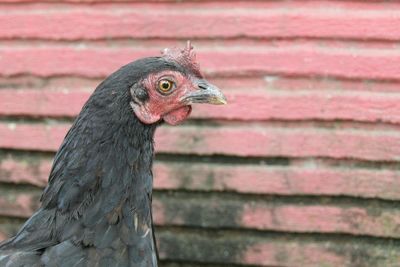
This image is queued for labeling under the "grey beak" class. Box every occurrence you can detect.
[180,80,227,105]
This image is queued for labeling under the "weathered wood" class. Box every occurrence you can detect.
[157,230,400,267]
[1,0,400,266]
[1,226,398,267]
[2,47,400,80]
[1,188,400,238]
[1,2,400,41]
[2,123,400,161]
[0,191,40,219]
[153,197,400,238]
[2,155,400,200]
[4,89,400,124]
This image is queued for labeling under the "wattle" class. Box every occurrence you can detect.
[163,106,192,125]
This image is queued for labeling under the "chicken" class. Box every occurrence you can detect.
[0,42,226,267]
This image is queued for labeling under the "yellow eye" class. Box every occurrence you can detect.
[158,79,174,94]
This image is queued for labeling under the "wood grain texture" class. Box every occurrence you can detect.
[2,155,400,200]
[0,188,399,238]
[4,89,400,123]
[2,123,400,161]
[1,5,400,41]
[2,46,400,80]
[1,226,398,267]
[1,0,400,266]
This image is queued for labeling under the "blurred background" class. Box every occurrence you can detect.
[1,1,400,266]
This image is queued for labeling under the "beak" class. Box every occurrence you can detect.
[180,80,227,105]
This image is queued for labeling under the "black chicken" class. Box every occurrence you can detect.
[0,42,226,267]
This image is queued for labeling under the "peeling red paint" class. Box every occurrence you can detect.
[2,3,400,41]
[0,156,50,187]
[5,89,400,124]
[0,194,38,218]
[1,0,400,266]
[240,204,400,238]
[2,154,400,201]
[243,242,346,266]
[2,47,400,80]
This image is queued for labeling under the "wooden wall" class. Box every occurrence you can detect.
[1,1,400,266]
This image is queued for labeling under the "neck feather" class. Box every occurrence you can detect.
[42,89,158,214]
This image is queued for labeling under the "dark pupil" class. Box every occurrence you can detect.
[162,82,170,90]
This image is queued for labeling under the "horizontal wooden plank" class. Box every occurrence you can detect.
[155,163,400,200]
[1,188,400,238]
[154,197,400,238]
[160,231,400,267]
[0,0,399,10]
[260,75,400,94]
[197,91,400,123]
[0,9,388,40]
[0,89,87,118]
[0,75,268,94]
[0,226,398,267]
[4,73,400,95]
[0,154,50,187]
[4,89,400,123]
[1,4,400,41]
[157,127,400,161]
[2,47,400,80]
[2,154,400,200]
[0,123,67,153]
[0,191,39,219]
[1,123,400,161]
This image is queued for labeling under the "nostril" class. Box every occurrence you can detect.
[198,83,208,90]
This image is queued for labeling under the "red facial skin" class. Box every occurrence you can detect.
[130,70,198,125]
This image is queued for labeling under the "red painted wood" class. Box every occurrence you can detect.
[1,8,400,41]
[0,156,51,187]
[260,75,400,93]
[152,231,400,267]
[242,242,346,267]
[0,0,399,10]
[192,91,400,123]
[3,89,400,124]
[154,199,400,238]
[1,123,400,161]
[2,47,400,80]
[0,90,89,118]
[1,0,400,265]
[1,188,399,238]
[2,156,400,200]
[0,228,397,267]
[0,123,67,152]
[156,126,400,161]
[4,74,400,95]
[153,163,400,200]
[0,193,38,218]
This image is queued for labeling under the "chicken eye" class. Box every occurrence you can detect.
[157,79,174,94]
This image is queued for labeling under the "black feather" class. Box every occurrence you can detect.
[0,56,189,266]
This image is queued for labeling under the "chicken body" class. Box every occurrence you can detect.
[0,46,227,267]
[1,61,159,267]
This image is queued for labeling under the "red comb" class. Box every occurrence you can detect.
[161,41,203,77]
